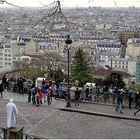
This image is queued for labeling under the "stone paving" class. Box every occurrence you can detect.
[0,91,66,135]
[62,102,140,119]
[0,91,140,139]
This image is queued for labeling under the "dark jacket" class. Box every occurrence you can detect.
[128,94,133,103]
[75,90,81,99]
[0,83,3,92]
[117,94,123,104]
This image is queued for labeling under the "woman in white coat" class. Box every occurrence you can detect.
[6,99,18,128]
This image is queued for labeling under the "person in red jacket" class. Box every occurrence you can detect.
[35,88,43,107]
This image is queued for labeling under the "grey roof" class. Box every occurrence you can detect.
[98,51,119,56]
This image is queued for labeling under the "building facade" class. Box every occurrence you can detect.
[126,38,140,58]
[136,59,140,84]
[0,43,13,71]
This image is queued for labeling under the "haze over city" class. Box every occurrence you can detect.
[1,0,140,7]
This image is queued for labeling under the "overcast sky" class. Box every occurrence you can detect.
[2,0,140,7]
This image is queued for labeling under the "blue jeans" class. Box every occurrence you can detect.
[116,102,122,112]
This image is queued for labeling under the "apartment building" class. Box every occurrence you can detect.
[0,43,13,71]
[96,41,121,52]
[126,38,140,58]
[136,59,140,84]
[36,42,59,53]
[13,55,32,65]
[16,36,36,55]
[112,58,137,76]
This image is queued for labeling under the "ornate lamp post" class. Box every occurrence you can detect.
[65,35,72,107]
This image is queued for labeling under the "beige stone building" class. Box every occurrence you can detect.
[14,37,37,56]
[126,38,140,58]
[24,39,36,55]
[112,58,137,76]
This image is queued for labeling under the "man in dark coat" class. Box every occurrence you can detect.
[128,92,133,109]
[115,92,123,113]
[75,87,81,106]
[0,80,3,98]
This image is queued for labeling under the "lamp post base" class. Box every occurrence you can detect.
[66,101,71,107]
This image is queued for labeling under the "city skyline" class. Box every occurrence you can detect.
[1,0,140,8]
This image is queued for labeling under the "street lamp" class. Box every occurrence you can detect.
[65,35,72,107]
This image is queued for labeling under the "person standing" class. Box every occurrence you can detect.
[128,92,133,109]
[85,88,89,102]
[18,77,24,94]
[47,90,51,105]
[135,92,140,108]
[115,92,123,114]
[41,85,47,102]
[45,78,49,90]
[0,79,4,98]
[48,86,53,101]
[35,88,43,107]
[134,103,140,116]
[32,87,36,104]
[2,74,7,91]
[75,87,81,107]
[6,99,18,128]
[27,87,32,103]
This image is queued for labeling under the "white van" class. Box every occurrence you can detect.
[35,77,46,87]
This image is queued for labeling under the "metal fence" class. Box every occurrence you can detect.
[84,93,135,106]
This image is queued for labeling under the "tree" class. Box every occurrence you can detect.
[14,52,67,80]
[71,48,92,83]
[103,72,126,88]
[93,77,104,86]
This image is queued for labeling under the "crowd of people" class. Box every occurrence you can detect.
[74,85,140,116]
[27,78,59,106]
[1,74,140,116]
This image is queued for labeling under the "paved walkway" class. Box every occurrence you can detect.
[0,90,140,138]
[2,90,140,120]
[59,102,140,121]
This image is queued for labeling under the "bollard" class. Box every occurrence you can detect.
[1,126,24,139]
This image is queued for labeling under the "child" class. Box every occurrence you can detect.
[35,88,43,107]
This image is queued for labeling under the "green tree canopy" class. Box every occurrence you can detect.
[103,72,126,88]
[71,48,92,83]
